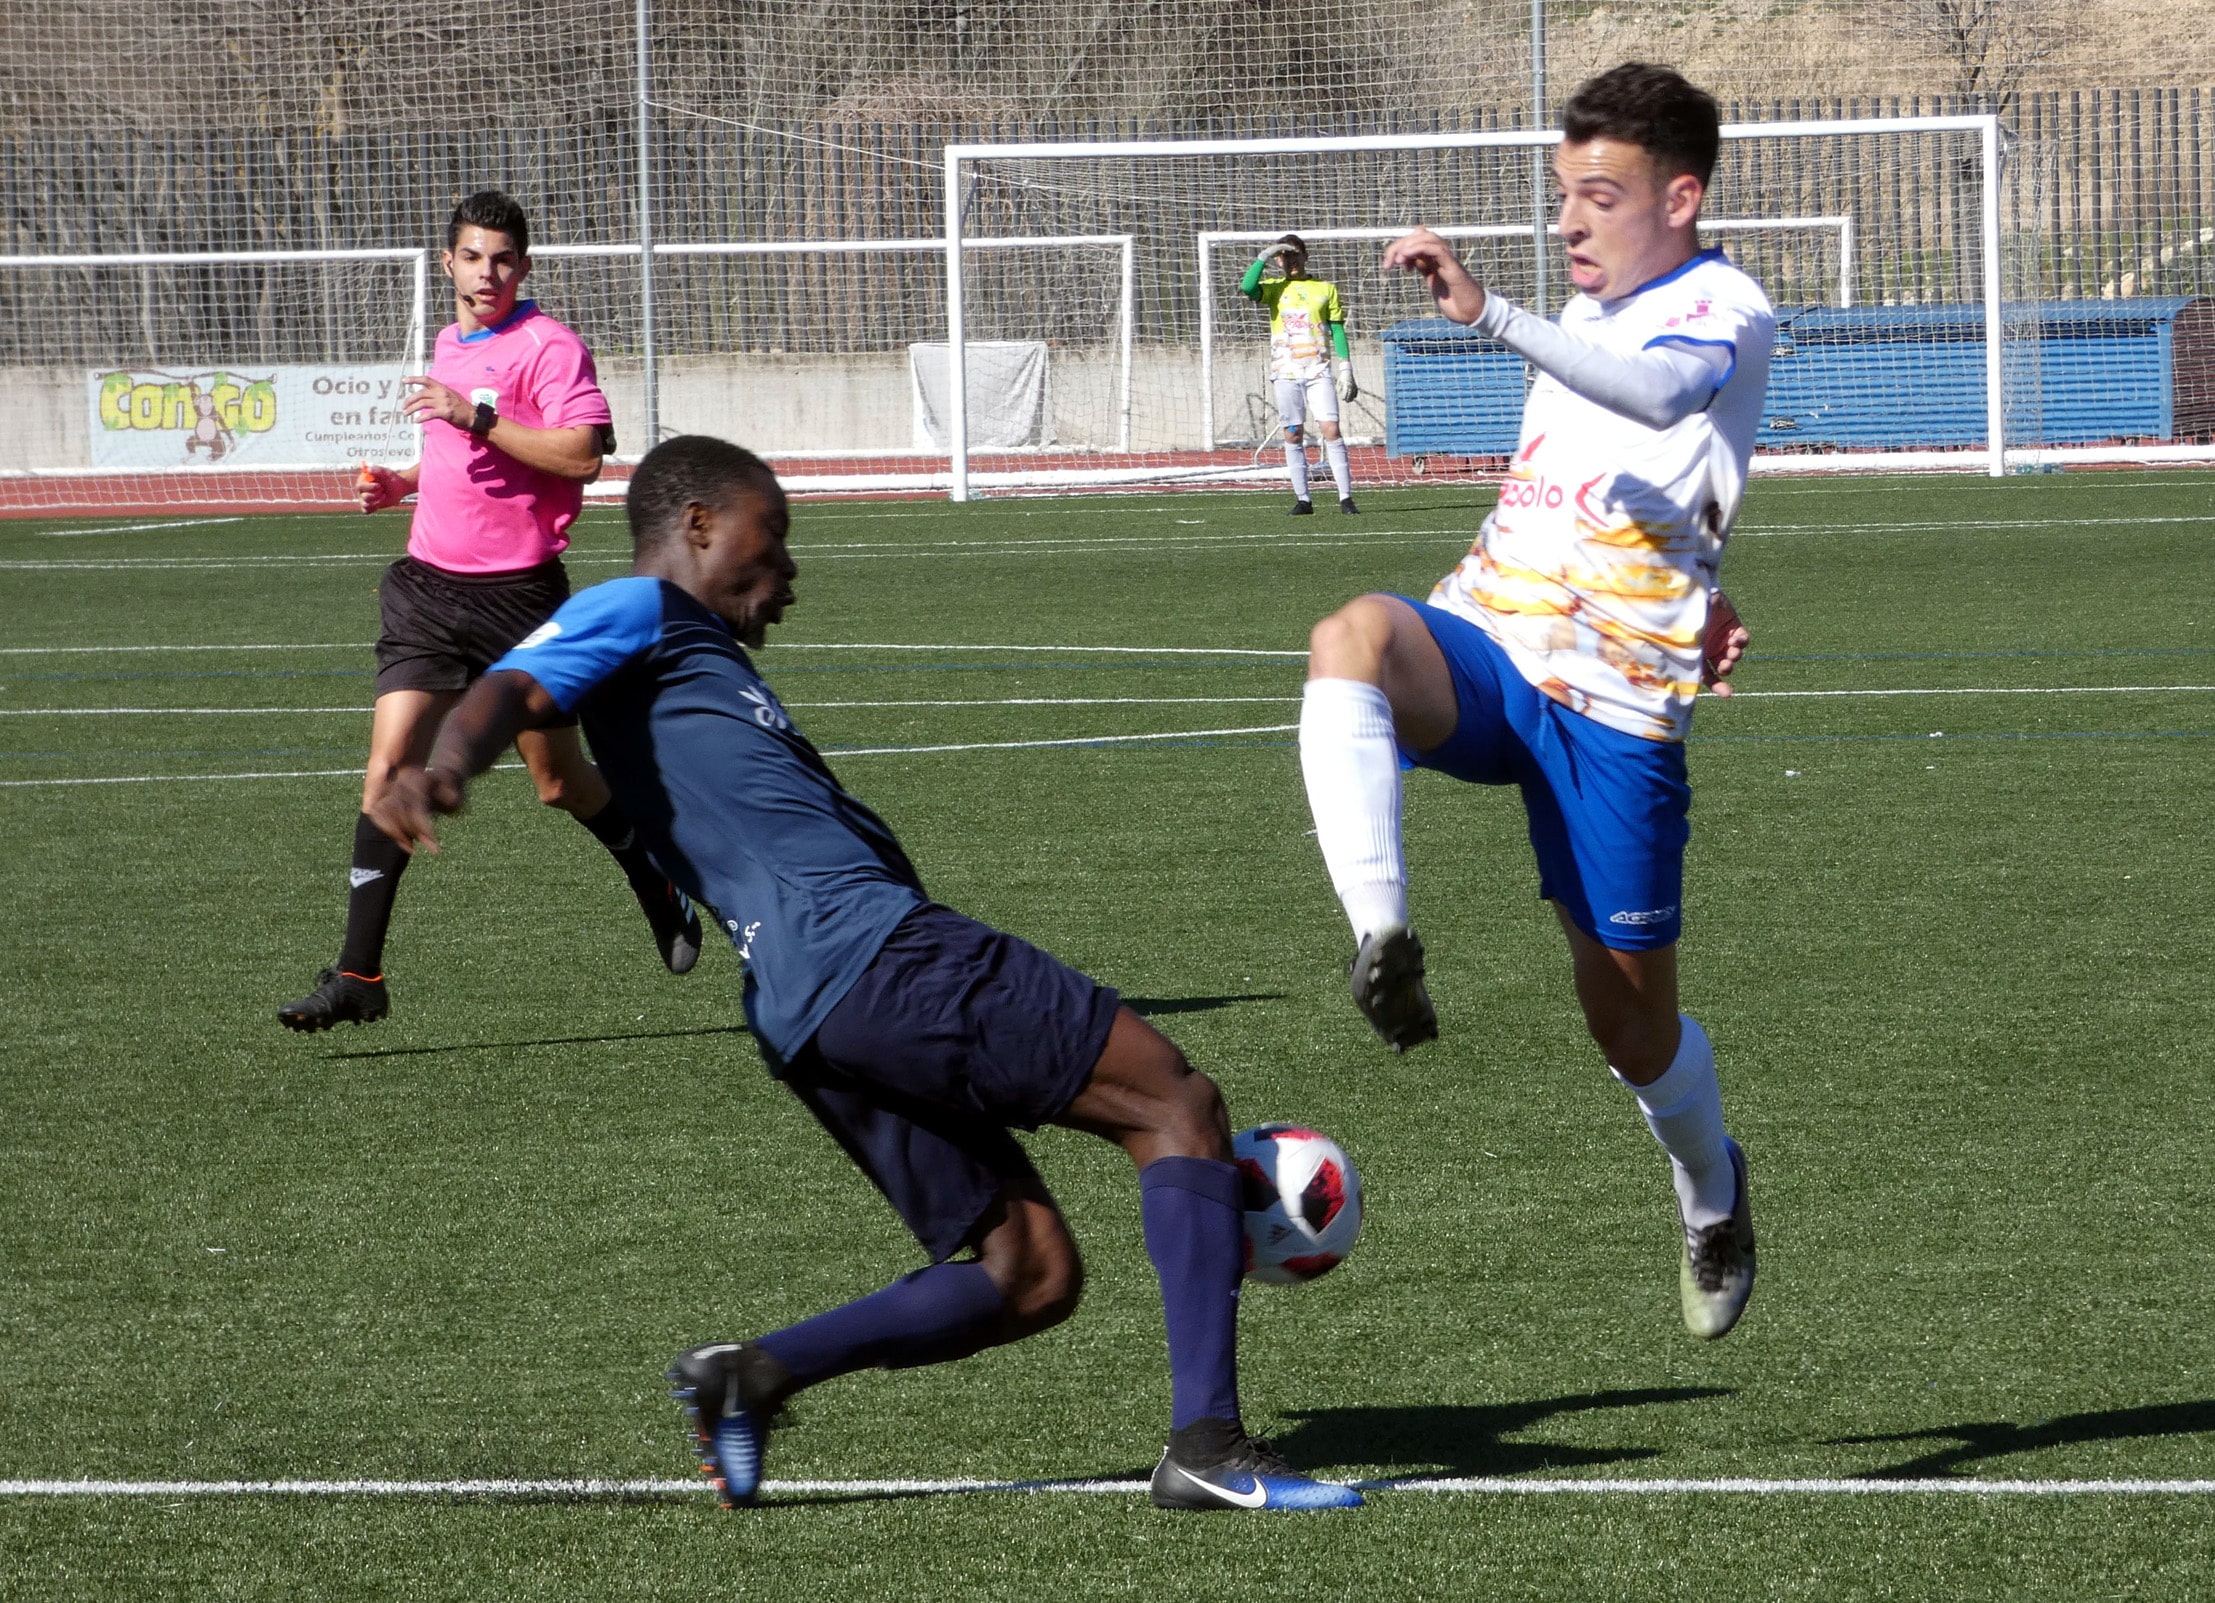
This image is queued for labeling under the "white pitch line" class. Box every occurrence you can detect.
[0,642,375,656]
[0,707,374,716]
[16,688,2215,719]
[0,640,1300,658]
[0,762,524,791]
[830,723,1297,757]
[0,698,1296,718]
[0,727,1289,787]
[2,1475,2210,1499]
[35,516,246,539]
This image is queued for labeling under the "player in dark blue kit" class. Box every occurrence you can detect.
[367,435,1361,1513]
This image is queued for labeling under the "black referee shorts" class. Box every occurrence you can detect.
[372,556,576,724]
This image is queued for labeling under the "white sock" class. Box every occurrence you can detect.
[1298,678,1407,941]
[1615,1015,1736,1229]
[1284,441,1311,501]
[1324,438,1352,499]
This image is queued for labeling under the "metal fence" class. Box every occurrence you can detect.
[1,89,2210,366]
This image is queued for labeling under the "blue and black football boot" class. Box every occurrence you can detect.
[667,1341,792,1508]
[1149,1417,1364,1511]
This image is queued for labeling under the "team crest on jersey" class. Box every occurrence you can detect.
[741,684,791,731]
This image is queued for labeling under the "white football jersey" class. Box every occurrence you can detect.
[1429,249,1776,743]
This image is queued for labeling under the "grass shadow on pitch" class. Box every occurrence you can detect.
[1824,1398,2215,1479]
[322,1025,752,1061]
[1122,993,1285,1017]
[1270,1387,1735,1478]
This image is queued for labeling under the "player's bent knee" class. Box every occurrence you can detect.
[1283,425,1304,444]
[1007,1249,1084,1335]
[982,1212,1085,1336]
[1154,1059,1231,1162]
[1308,596,1395,676]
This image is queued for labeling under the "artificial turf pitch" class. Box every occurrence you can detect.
[2,474,2212,1599]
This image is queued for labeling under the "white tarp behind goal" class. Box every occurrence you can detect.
[909,342,1051,449]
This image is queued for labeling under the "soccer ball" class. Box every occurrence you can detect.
[1234,1123,1363,1284]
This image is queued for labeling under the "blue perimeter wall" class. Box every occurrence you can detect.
[1379,298,2202,457]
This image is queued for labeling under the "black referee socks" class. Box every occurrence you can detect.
[577,797,663,894]
[337,811,410,979]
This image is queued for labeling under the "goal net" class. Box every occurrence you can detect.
[0,251,431,513]
[940,117,2031,499]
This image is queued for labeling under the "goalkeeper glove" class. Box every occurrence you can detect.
[1335,359,1359,403]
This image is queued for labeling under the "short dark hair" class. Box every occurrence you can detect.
[1278,232,1308,266]
[448,190,531,256]
[1562,64,1720,185]
[627,435,783,553]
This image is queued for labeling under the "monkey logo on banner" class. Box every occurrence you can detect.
[87,366,415,468]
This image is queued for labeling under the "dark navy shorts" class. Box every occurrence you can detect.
[1399,597,1692,951]
[374,556,577,725]
[778,903,1123,1262]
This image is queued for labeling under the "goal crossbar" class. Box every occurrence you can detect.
[543,234,1137,456]
[942,116,2004,496]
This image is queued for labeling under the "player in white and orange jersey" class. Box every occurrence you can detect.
[1297,64,1768,1340]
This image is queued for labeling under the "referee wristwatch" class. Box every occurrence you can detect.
[469,399,497,438]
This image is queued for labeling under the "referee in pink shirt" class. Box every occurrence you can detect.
[280,190,700,1031]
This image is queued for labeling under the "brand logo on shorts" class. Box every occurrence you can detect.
[1608,905,1678,927]
[349,867,384,889]
[518,620,561,649]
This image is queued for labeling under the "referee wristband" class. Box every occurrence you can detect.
[469,401,496,437]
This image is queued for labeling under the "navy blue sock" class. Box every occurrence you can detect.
[1140,1156,1245,1430]
[755,1261,1005,1389]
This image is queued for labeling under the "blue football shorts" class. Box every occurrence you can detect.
[777,904,1122,1262]
[1396,596,1692,951]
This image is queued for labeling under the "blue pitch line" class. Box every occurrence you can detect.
[1754,646,2214,664]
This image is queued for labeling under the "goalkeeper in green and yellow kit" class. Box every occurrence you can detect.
[1240,233,1358,515]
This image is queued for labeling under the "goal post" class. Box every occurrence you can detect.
[942,115,2013,500]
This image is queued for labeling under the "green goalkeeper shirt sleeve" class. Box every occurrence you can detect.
[1239,257,1269,299]
[1329,322,1350,360]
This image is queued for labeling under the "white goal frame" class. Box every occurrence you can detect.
[942,117,2005,499]
[0,235,1133,497]
[538,234,1137,455]
[1194,216,1856,451]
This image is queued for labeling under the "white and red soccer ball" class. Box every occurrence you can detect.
[1234,1123,1363,1284]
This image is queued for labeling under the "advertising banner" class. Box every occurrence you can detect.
[87,365,417,468]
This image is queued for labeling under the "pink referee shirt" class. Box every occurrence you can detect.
[407,301,613,575]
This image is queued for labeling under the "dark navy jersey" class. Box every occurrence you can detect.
[489,575,926,1057]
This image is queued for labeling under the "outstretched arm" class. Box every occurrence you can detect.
[1471,295,1729,431]
[366,668,567,853]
